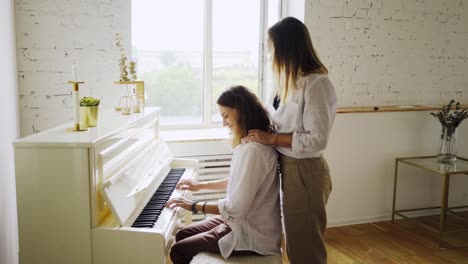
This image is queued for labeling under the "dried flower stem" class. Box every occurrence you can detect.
[430,100,468,138]
[115,33,137,81]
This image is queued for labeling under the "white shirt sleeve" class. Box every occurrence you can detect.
[291,76,337,153]
[218,145,270,222]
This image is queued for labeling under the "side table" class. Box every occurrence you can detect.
[391,155,468,247]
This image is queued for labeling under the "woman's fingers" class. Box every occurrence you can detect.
[166,197,183,207]
[246,130,272,144]
[245,130,260,142]
[176,179,198,190]
[176,179,190,189]
[165,198,178,208]
[165,197,191,210]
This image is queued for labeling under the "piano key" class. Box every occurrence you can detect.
[134,218,157,222]
[132,224,154,228]
[132,168,185,228]
[139,211,160,215]
[147,201,166,205]
[134,217,155,220]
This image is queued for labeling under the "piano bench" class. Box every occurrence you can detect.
[190,252,282,264]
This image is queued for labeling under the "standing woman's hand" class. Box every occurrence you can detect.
[244,129,276,145]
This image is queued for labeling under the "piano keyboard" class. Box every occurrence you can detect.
[132,168,186,228]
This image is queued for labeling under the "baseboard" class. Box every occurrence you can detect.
[328,215,390,228]
[327,208,468,228]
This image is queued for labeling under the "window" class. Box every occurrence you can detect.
[132,0,281,126]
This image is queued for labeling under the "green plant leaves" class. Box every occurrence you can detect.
[80,96,100,106]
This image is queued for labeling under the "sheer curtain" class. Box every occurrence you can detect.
[0,1,19,264]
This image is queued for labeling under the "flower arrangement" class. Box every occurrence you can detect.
[430,100,468,138]
[80,96,100,107]
[115,33,137,81]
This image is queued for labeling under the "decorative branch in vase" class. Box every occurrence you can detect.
[114,33,144,114]
[430,100,468,164]
[115,33,136,82]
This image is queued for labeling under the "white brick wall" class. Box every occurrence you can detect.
[15,0,130,136]
[306,0,468,106]
[15,1,468,135]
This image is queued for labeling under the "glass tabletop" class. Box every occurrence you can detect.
[398,156,468,175]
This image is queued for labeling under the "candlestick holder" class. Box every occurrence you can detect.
[67,81,88,132]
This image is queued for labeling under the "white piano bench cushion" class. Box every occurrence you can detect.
[190,252,282,264]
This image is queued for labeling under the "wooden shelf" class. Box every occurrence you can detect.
[337,104,468,114]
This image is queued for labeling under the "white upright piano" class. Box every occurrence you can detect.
[14,107,198,264]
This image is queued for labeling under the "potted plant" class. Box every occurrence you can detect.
[79,96,100,128]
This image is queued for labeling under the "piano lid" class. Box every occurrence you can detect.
[100,140,173,226]
[14,107,159,148]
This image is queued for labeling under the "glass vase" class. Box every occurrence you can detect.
[115,83,133,112]
[437,130,457,164]
[120,96,132,115]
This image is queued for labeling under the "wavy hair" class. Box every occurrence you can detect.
[268,16,328,101]
[217,86,274,147]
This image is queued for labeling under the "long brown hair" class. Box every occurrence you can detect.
[217,86,274,147]
[268,16,328,101]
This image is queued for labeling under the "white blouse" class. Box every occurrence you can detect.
[217,142,281,259]
[268,73,337,159]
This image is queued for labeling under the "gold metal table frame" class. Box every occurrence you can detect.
[391,155,468,247]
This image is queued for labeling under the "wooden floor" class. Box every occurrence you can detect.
[282,212,468,264]
[169,213,468,263]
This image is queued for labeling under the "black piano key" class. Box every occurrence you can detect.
[147,201,166,204]
[132,168,185,228]
[144,206,163,209]
[138,212,159,217]
[140,210,161,214]
[140,210,161,215]
[133,220,155,224]
[134,222,155,226]
[134,219,156,223]
[144,208,163,211]
[132,224,154,228]
[135,219,157,223]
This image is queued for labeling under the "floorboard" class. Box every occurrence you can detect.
[282,212,468,264]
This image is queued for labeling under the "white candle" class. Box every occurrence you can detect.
[72,64,79,82]
[73,88,79,125]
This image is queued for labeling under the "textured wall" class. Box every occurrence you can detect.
[15,0,468,135]
[306,0,468,106]
[15,0,130,136]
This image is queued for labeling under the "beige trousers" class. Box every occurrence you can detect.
[279,154,332,264]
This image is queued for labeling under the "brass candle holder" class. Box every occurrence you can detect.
[67,81,87,132]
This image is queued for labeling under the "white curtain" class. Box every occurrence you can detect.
[0,0,19,263]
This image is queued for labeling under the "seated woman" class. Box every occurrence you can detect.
[165,85,281,264]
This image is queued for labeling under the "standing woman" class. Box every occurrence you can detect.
[245,17,337,264]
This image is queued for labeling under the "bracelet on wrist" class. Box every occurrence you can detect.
[191,201,200,214]
[202,201,208,214]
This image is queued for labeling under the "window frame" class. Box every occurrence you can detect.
[154,0,282,130]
